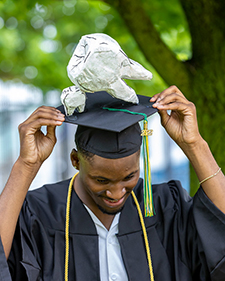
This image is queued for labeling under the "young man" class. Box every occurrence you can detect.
[0,86,225,280]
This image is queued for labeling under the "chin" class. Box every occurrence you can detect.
[97,204,124,215]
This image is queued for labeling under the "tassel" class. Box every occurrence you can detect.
[141,120,155,217]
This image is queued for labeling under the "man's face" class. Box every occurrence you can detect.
[76,150,140,215]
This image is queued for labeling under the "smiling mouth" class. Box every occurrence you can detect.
[102,195,126,207]
[106,198,120,203]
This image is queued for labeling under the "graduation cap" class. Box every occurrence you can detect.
[58,91,156,132]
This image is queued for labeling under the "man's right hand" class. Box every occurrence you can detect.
[18,106,65,168]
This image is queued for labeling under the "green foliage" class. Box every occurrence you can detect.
[141,0,191,61]
[0,0,191,97]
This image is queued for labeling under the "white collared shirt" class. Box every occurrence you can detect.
[84,205,128,281]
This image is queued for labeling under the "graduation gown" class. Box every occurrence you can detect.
[1,178,225,281]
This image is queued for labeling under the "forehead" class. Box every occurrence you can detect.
[80,150,140,174]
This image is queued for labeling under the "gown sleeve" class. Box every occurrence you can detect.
[3,199,41,281]
[0,237,12,281]
[192,186,225,280]
[161,180,225,281]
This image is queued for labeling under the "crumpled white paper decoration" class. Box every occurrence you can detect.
[61,33,153,115]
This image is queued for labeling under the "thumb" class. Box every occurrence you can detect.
[46,125,57,144]
[158,109,169,128]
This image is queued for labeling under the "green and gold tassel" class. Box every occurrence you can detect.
[102,107,155,217]
[141,119,155,217]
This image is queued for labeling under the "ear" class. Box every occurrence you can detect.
[70,148,80,170]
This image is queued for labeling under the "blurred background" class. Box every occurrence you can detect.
[1,0,224,194]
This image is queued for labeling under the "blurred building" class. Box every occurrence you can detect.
[0,80,189,193]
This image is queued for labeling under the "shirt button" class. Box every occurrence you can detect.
[111,273,118,280]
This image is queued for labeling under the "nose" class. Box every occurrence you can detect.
[105,185,126,200]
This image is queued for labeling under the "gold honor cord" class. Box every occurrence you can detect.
[65,172,79,281]
[131,190,155,281]
[65,173,155,281]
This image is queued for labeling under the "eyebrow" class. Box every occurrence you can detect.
[124,170,139,179]
[90,170,139,181]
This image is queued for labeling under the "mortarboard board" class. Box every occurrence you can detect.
[57,91,157,132]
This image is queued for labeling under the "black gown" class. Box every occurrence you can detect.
[1,178,225,280]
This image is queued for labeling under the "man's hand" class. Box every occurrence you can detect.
[151,86,225,213]
[150,85,202,150]
[18,106,65,168]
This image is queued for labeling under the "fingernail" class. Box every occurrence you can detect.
[151,96,157,101]
[57,116,65,122]
[156,97,162,102]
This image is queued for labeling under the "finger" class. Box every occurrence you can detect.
[46,125,57,143]
[155,101,194,114]
[28,106,62,118]
[150,93,161,102]
[160,85,184,99]
[151,85,186,105]
[19,118,64,137]
[153,92,189,109]
[157,109,169,126]
[22,106,64,125]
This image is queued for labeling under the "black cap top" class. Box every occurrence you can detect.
[57,91,157,132]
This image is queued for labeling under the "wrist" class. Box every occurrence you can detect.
[15,157,42,179]
[180,135,207,158]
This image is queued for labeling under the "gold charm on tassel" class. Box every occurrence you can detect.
[141,121,153,137]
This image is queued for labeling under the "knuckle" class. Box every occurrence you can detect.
[36,118,45,126]
[18,123,26,133]
[189,102,196,110]
[33,105,45,114]
[18,124,29,137]
[38,105,48,110]
[186,102,196,114]
[170,85,178,91]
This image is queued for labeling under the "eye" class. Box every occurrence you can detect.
[96,178,109,184]
[124,174,135,181]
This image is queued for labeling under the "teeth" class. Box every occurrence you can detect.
[108,198,119,203]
